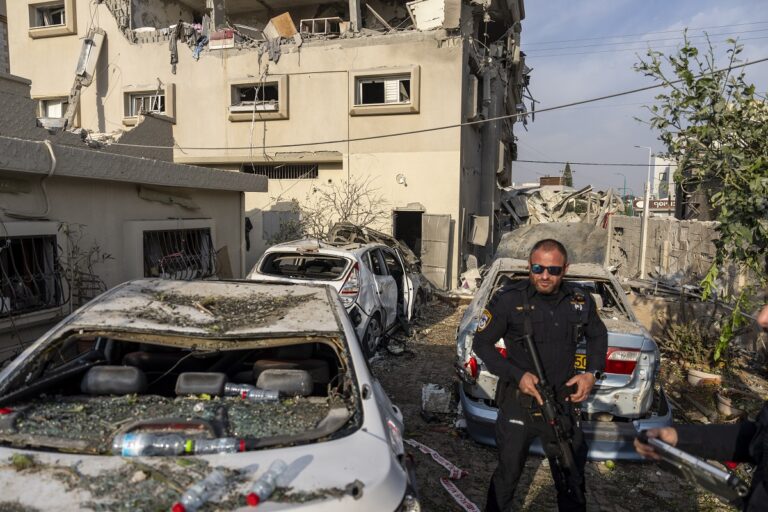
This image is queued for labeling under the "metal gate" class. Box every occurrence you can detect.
[421,214,451,289]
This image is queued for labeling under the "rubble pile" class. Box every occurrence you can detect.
[499,185,624,230]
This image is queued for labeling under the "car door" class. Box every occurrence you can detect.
[367,249,397,329]
[381,248,414,322]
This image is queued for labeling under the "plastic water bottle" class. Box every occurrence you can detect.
[112,433,189,457]
[246,459,288,507]
[224,383,279,402]
[193,437,243,454]
[171,468,227,512]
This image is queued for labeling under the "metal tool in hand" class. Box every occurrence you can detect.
[636,432,749,507]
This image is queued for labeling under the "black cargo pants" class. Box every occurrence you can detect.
[485,381,588,512]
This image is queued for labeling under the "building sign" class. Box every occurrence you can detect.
[633,198,676,211]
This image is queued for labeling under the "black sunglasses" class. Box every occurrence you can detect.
[530,264,564,276]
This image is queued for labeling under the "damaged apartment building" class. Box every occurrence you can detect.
[6,0,528,289]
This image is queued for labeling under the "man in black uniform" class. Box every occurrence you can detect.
[473,239,608,512]
[635,304,768,511]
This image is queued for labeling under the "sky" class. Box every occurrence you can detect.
[514,0,768,195]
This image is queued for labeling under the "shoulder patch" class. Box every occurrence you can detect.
[477,309,493,332]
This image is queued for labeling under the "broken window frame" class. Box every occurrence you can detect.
[349,66,420,116]
[123,219,215,282]
[127,92,165,117]
[228,76,289,122]
[37,97,69,119]
[142,228,217,281]
[28,0,76,38]
[0,222,65,327]
[356,75,411,106]
[231,83,280,113]
[122,83,176,126]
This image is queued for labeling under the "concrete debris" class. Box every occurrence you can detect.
[264,13,298,41]
[459,268,481,292]
[495,223,609,265]
[406,0,445,31]
[500,185,624,231]
[366,4,395,32]
[421,383,452,414]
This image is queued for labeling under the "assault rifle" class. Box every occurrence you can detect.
[522,333,586,505]
[636,432,749,507]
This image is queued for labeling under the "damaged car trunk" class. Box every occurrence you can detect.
[0,280,417,511]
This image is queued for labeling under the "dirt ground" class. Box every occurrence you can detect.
[370,300,746,512]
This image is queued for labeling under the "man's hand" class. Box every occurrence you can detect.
[566,373,596,403]
[518,372,543,405]
[634,427,679,460]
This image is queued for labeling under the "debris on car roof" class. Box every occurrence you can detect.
[71,280,340,337]
[327,222,421,271]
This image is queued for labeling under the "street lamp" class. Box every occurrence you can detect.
[633,145,653,279]
[614,172,628,215]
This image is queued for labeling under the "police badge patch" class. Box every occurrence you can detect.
[477,309,492,332]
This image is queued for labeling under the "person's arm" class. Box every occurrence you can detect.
[636,421,757,463]
[676,421,758,463]
[584,296,608,374]
[567,294,608,402]
[471,294,526,383]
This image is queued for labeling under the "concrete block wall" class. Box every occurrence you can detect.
[608,215,729,287]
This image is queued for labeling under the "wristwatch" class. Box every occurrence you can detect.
[588,370,603,380]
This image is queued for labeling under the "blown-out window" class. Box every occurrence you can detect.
[349,66,420,116]
[0,235,64,318]
[228,76,288,121]
[143,228,216,280]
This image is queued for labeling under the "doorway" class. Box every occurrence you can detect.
[392,210,422,257]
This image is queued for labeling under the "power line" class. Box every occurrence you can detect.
[515,159,672,167]
[526,28,768,53]
[526,35,768,58]
[103,55,768,152]
[525,20,768,46]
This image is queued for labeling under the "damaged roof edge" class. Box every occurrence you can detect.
[0,135,267,192]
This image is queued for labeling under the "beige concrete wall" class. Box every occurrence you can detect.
[0,177,244,286]
[8,0,470,286]
[0,175,244,355]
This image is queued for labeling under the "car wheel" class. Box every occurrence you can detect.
[362,315,382,359]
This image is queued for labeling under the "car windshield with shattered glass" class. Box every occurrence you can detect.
[0,280,360,455]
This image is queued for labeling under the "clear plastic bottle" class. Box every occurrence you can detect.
[224,383,279,402]
[171,468,227,512]
[112,433,190,457]
[192,437,243,454]
[245,459,288,507]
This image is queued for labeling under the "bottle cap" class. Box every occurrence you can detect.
[246,493,260,507]
[171,502,186,512]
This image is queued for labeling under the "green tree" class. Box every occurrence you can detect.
[562,162,573,187]
[635,33,768,360]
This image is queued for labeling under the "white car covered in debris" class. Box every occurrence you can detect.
[248,234,425,358]
[456,259,673,460]
[0,280,419,511]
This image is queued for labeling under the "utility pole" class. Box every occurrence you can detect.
[634,146,653,279]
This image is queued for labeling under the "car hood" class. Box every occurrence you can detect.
[0,411,405,511]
